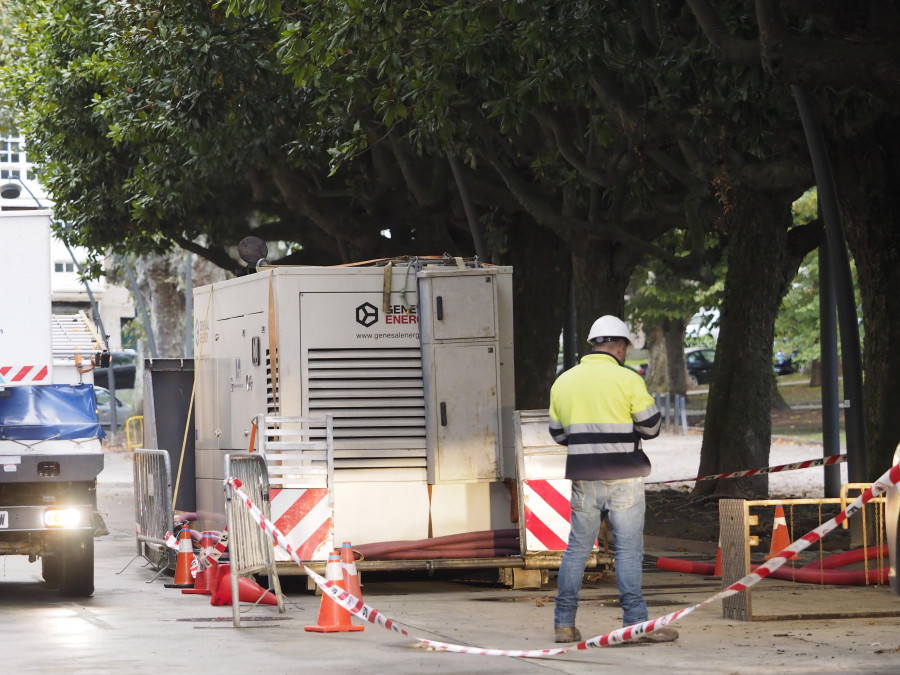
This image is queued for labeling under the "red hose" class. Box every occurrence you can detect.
[656,558,717,576]
[800,545,888,570]
[656,556,888,585]
[353,529,519,559]
[364,547,521,560]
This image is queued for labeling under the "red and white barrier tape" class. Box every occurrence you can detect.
[646,453,846,485]
[197,529,228,570]
[224,479,416,640]
[226,463,900,657]
[164,529,229,571]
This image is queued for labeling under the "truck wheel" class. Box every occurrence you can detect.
[42,551,61,584]
[58,533,94,597]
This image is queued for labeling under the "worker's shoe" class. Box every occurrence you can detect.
[635,626,679,643]
[554,626,582,643]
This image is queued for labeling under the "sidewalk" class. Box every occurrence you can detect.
[35,447,886,674]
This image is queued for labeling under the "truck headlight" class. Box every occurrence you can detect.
[44,508,83,528]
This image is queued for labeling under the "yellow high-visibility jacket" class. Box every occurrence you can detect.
[549,352,661,480]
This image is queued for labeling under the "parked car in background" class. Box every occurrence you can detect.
[774,350,797,375]
[626,348,649,378]
[627,362,648,377]
[685,308,720,341]
[685,347,716,386]
[92,349,137,389]
[93,386,132,427]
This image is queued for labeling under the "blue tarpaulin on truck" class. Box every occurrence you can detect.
[0,384,105,440]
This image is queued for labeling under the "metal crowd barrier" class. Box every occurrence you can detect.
[653,392,689,434]
[125,415,143,452]
[720,496,893,621]
[133,448,175,570]
[224,452,285,627]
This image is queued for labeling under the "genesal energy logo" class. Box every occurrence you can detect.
[355,302,418,327]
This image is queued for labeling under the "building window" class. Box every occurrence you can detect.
[54,262,75,273]
[0,140,21,164]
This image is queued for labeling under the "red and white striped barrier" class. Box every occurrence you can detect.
[522,479,572,551]
[646,453,846,485]
[269,487,332,562]
[225,460,900,657]
[0,365,50,384]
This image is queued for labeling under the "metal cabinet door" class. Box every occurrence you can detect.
[424,274,496,342]
[427,343,501,482]
[215,312,265,450]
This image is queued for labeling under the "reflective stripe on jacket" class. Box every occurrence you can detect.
[549,352,661,480]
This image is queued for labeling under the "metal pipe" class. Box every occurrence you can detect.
[563,277,578,370]
[792,86,867,485]
[184,251,193,358]
[819,242,841,497]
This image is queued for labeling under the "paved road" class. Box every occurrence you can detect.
[1,447,899,674]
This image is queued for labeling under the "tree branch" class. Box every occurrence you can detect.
[477,125,684,263]
[389,136,448,207]
[686,0,761,66]
[170,236,242,274]
[533,108,610,188]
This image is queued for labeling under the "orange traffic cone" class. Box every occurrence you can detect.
[166,526,196,588]
[765,505,800,561]
[339,541,364,605]
[183,531,216,595]
[305,551,364,633]
[209,563,278,606]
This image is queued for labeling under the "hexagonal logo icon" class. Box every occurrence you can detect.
[356,302,379,327]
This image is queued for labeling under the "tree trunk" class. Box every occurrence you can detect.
[664,318,689,398]
[135,252,185,358]
[503,223,571,409]
[833,111,900,478]
[644,324,667,393]
[644,317,689,396]
[570,240,642,359]
[771,375,791,411]
[807,359,822,387]
[692,189,797,499]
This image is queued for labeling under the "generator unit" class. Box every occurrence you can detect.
[192,259,516,559]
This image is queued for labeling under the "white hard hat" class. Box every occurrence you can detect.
[587,315,631,344]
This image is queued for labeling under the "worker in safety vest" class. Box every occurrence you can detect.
[549,315,678,644]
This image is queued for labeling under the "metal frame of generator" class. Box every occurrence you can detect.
[192,260,518,565]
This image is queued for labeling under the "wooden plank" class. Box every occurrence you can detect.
[720,498,751,621]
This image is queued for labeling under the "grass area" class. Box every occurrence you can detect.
[684,372,845,443]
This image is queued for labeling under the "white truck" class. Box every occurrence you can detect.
[0,209,106,596]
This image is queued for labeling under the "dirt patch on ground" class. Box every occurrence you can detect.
[644,488,850,551]
[646,404,852,549]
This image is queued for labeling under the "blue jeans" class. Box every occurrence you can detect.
[554,477,647,628]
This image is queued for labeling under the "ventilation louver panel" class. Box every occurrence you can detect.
[307,347,426,467]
